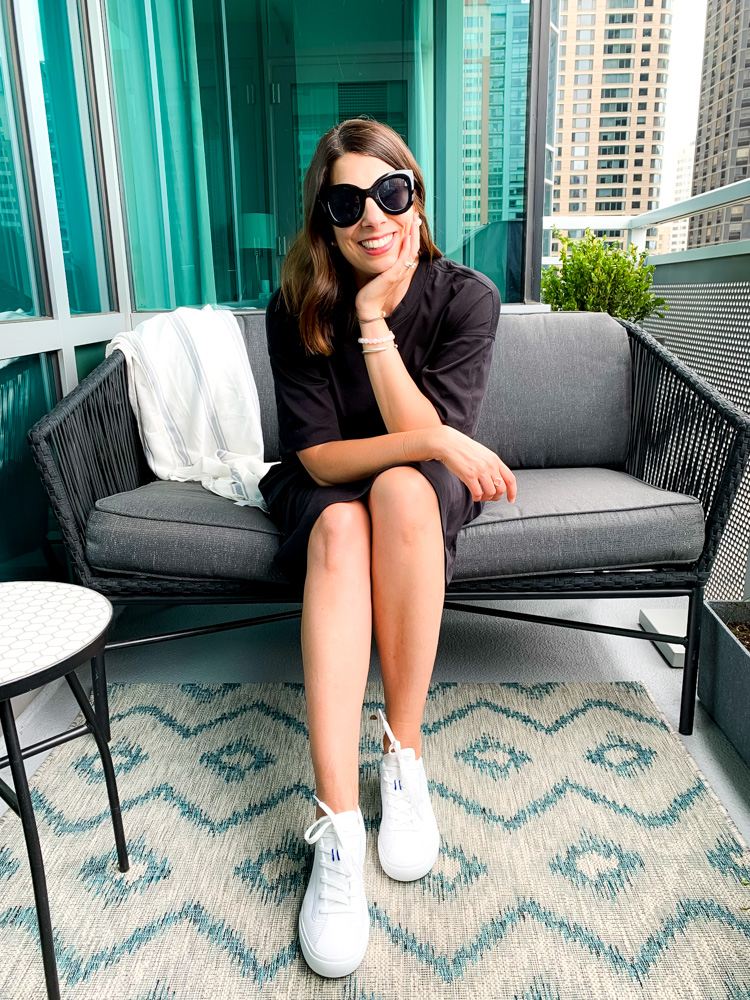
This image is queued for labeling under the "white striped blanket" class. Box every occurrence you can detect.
[107,305,278,510]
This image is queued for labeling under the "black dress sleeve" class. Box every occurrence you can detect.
[265,290,343,455]
[420,280,500,438]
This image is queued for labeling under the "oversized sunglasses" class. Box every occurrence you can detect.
[318,169,415,227]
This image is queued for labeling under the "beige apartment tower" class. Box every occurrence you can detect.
[552,0,673,251]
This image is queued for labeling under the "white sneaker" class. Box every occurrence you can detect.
[298,796,369,978]
[377,709,441,881]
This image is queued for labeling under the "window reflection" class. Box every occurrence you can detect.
[0,3,45,321]
[105,0,532,309]
[34,0,114,315]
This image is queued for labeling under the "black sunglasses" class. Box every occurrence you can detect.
[318,169,415,228]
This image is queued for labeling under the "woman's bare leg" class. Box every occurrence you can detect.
[366,467,446,759]
[301,500,373,817]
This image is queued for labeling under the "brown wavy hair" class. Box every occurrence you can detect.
[279,118,443,356]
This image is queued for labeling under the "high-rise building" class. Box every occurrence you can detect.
[688,0,750,247]
[656,139,694,253]
[551,0,672,252]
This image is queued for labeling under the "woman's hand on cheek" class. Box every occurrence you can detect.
[354,215,422,319]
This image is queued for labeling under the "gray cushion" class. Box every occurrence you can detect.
[238,310,633,471]
[474,311,631,468]
[452,467,705,582]
[236,312,281,463]
[86,481,287,584]
[86,469,704,585]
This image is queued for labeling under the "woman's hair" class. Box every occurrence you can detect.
[279,118,443,356]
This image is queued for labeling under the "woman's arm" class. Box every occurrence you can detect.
[299,425,517,504]
[298,426,441,487]
[360,320,443,433]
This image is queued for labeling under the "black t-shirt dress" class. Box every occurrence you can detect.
[258,251,501,589]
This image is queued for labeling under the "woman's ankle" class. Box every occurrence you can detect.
[314,794,359,820]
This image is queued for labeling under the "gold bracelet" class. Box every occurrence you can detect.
[357,311,386,324]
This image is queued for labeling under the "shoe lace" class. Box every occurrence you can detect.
[378,709,424,830]
[303,797,358,914]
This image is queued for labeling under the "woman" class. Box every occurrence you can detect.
[258,118,516,979]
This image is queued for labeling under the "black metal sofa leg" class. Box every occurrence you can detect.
[65,672,129,872]
[0,700,61,1000]
[679,585,705,736]
[90,652,111,743]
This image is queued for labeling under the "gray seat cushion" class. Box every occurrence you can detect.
[86,481,287,584]
[453,467,705,581]
[86,469,704,585]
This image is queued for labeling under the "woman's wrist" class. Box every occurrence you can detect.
[356,302,387,322]
[403,425,447,463]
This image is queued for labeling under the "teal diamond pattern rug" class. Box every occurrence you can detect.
[1,681,749,999]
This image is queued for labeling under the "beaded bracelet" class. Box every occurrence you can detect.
[358,330,395,344]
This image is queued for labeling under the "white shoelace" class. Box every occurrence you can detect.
[379,709,424,830]
[304,796,360,914]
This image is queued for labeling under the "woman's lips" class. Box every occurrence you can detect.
[359,233,396,255]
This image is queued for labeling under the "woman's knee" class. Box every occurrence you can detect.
[307,500,371,570]
[368,467,439,535]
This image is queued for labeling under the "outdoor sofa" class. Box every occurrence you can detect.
[29,310,750,737]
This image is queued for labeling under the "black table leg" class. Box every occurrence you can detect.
[0,700,61,1000]
[90,652,111,743]
[65,672,129,872]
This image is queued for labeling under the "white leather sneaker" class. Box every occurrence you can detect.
[298,797,369,978]
[377,709,441,881]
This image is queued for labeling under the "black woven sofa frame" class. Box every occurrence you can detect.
[28,320,750,738]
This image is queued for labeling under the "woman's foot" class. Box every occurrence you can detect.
[298,797,369,978]
[377,709,440,881]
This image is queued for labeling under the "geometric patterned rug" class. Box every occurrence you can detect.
[1,681,749,1000]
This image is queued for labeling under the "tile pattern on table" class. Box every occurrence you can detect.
[0,582,112,684]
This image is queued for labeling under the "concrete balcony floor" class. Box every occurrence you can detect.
[3,595,750,844]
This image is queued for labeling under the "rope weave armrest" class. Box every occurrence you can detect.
[28,351,151,586]
[620,320,750,581]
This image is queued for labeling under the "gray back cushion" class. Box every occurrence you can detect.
[475,311,631,468]
[237,312,281,463]
[238,308,632,470]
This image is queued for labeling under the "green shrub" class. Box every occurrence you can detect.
[541,228,667,324]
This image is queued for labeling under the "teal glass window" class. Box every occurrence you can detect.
[33,0,114,315]
[0,4,45,321]
[104,0,532,308]
[0,353,66,582]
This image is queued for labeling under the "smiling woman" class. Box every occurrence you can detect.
[256,118,509,981]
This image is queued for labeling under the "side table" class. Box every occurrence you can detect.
[0,581,130,1000]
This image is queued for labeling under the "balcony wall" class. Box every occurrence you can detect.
[642,240,750,600]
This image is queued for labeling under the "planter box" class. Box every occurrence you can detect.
[698,601,750,767]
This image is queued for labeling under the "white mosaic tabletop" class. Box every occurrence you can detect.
[0,582,112,689]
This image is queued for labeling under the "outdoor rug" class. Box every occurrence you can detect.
[1,681,749,999]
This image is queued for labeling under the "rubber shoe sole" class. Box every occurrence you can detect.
[377,827,440,882]
[298,914,369,978]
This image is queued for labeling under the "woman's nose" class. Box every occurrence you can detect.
[359,196,388,226]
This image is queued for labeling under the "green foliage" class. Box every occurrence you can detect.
[541,228,668,324]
